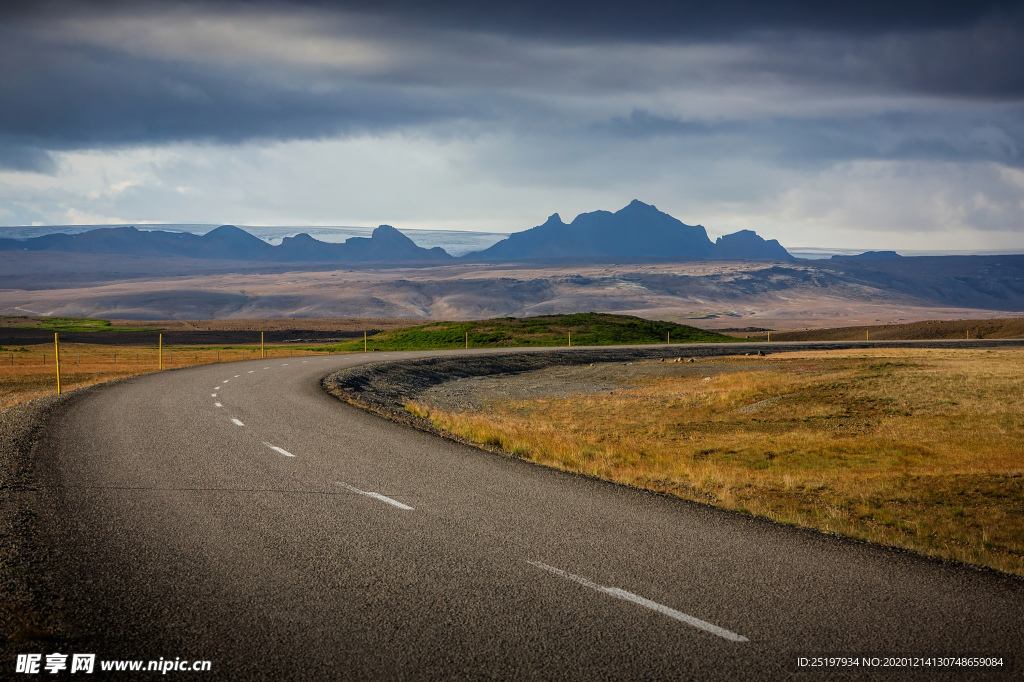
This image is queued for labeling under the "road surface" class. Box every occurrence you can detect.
[29,344,1024,679]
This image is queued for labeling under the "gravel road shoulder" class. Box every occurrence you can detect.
[0,394,73,653]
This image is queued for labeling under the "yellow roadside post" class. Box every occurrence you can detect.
[867,331,869,341]
[568,332,571,347]
[364,331,367,352]
[262,332,265,359]
[767,331,770,342]
[465,331,468,349]
[54,333,61,394]
[159,333,163,369]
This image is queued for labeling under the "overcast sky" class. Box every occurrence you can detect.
[1,0,1022,250]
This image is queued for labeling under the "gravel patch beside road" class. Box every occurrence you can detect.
[0,393,70,651]
[416,360,766,412]
[324,346,761,429]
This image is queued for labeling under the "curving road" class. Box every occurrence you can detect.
[31,344,1024,679]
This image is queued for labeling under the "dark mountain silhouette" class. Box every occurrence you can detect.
[469,200,713,260]
[0,225,452,263]
[832,250,902,260]
[467,200,791,261]
[277,225,452,262]
[709,229,793,260]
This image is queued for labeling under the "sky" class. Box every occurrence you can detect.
[0,0,1022,251]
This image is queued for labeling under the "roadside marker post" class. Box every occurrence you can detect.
[465,331,468,349]
[768,331,770,342]
[365,331,368,353]
[262,332,265,359]
[668,331,670,344]
[159,334,163,370]
[568,332,571,347]
[54,333,60,394]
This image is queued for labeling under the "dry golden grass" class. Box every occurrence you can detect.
[0,342,340,409]
[408,348,1024,576]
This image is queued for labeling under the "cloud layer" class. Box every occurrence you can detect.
[1,0,1022,249]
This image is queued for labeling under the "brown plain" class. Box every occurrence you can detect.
[408,348,1024,576]
[0,343,337,410]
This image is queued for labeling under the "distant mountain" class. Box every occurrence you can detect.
[831,251,902,260]
[0,224,452,263]
[709,229,793,260]
[466,200,791,261]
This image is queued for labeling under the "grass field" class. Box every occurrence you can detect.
[0,343,338,409]
[407,348,1024,576]
[331,313,738,351]
[0,315,156,332]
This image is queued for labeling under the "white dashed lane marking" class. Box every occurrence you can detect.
[231,418,244,427]
[214,402,222,407]
[263,442,296,458]
[211,393,217,397]
[336,482,414,510]
[528,561,749,643]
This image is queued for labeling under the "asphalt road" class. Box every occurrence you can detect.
[30,343,1024,680]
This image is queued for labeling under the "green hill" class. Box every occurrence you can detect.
[332,313,739,352]
[0,316,155,332]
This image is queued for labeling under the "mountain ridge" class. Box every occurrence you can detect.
[0,201,793,263]
[0,224,453,263]
[467,200,792,261]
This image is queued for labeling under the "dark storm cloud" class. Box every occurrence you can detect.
[1,0,1022,171]
[12,1,1014,39]
[605,109,1024,168]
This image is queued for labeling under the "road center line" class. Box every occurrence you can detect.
[263,442,296,457]
[211,393,217,397]
[231,418,244,427]
[214,402,222,407]
[336,482,414,510]
[215,386,221,390]
[527,561,749,643]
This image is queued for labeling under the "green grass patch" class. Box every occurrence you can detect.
[3,316,156,332]
[328,313,740,352]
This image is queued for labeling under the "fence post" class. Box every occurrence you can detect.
[262,332,265,359]
[159,334,163,369]
[54,333,61,394]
